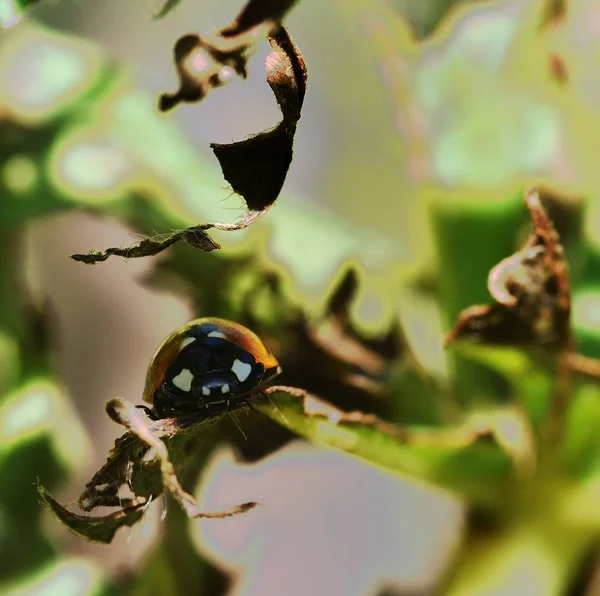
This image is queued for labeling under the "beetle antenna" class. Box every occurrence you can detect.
[160,494,168,521]
[228,410,247,440]
[265,392,289,425]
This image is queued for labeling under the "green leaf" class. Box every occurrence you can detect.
[451,342,554,430]
[392,0,471,40]
[562,383,600,478]
[0,379,91,471]
[0,23,109,123]
[0,379,91,581]
[0,23,120,227]
[429,189,527,403]
[4,557,104,596]
[259,387,517,508]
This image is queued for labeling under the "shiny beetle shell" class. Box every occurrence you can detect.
[143,318,280,418]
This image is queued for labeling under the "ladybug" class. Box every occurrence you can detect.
[142,318,281,419]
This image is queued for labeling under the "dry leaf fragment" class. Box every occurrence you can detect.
[446,188,571,349]
[159,0,300,112]
[40,397,258,543]
[71,225,219,264]
[104,399,258,519]
[210,25,307,222]
[72,25,306,265]
[38,484,146,544]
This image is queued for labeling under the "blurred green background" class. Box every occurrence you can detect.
[3,0,600,594]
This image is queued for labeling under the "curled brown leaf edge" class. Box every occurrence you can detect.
[72,10,306,264]
[445,188,571,349]
[444,187,600,442]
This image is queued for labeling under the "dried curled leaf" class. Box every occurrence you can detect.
[38,484,145,545]
[72,24,306,265]
[41,398,258,543]
[158,0,300,109]
[210,26,306,219]
[446,188,571,349]
[106,399,258,518]
[71,225,219,264]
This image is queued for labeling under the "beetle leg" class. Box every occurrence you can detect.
[135,404,160,420]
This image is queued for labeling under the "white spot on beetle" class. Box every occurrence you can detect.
[221,384,230,394]
[207,330,227,339]
[180,337,196,350]
[172,369,194,392]
[202,387,210,396]
[231,359,252,382]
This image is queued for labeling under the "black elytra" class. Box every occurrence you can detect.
[143,318,281,419]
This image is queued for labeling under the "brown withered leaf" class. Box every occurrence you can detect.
[71,225,219,264]
[72,26,306,265]
[210,25,306,220]
[446,188,571,349]
[158,0,300,111]
[40,398,259,543]
[532,187,583,254]
[38,484,146,545]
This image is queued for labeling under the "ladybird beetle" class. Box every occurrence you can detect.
[143,318,281,418]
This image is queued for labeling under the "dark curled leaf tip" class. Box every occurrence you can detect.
[158,93,182,113]
[445,188,570,349]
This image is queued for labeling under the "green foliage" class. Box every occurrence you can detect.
[4,558,104,596]
[257,388,515,509]
[0,380,90,583]
[3,1,600,595]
